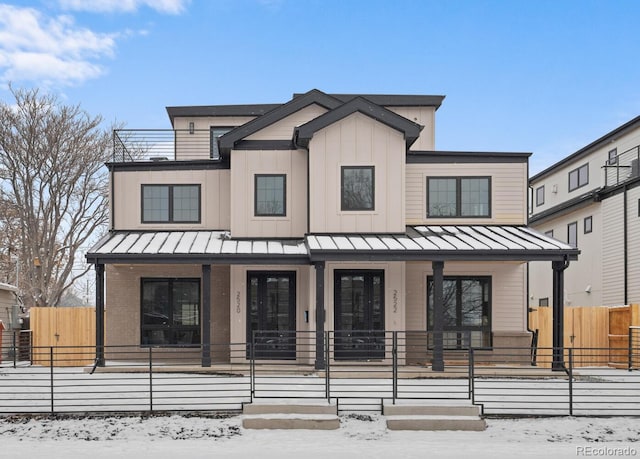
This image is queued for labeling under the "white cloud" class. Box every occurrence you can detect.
[0,4,117,87]
[58,0,190,14]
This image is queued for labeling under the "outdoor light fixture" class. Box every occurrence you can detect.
[189,121,194,134]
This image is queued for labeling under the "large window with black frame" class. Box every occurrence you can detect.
[427,276,491,349]
[141,278,201,346]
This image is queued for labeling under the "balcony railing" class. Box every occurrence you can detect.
[604,144,640,187]
[113,129,219,162]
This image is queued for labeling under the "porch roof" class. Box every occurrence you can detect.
[86,225,578,264]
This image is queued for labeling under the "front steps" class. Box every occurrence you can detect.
[242,399,340,430]
[242,398,485,431]
[384,400,486,431]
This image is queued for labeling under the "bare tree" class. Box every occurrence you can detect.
[0,85,112,307]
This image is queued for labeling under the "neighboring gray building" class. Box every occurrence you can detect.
[529,115,640,308]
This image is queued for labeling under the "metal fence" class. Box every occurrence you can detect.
[1,330,640,416]
[113,129,216,162]
[604,144,640,187]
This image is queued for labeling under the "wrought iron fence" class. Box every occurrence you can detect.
[112,129,216,162]
[1,331,640,416]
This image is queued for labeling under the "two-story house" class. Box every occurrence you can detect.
[86,89,577,370]
[529,116,640,309]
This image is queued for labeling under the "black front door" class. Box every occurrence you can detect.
[334,270,385,360]
[247,271,296,359]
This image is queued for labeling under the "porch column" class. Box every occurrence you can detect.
[552,257,570,371]
[314,261,325,370]
[432,260,445,372]
[202,264,211,367]
[95,263,105,367]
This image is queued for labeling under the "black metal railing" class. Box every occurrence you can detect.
[0,329,32,368]
[1,331,640,416]
[112,129,217,162]
[604,145,640,187]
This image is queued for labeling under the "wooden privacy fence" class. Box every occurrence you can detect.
[529,304,640,368]
[30,307,96,367]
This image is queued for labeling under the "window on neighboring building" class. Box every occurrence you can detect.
[544,229,554,238]
[538,298,549,307]
[568,221,578,248]
[427,276,491,348]
[568,163,589,192]
[535,185,545,207]
[427,177,491,218]
[210,126,233,160]
[608,148,618,165]
[142,184,200,223]
[341,166,375,211]
[141,278,200,346]
[255,174,286,216]
[584,216,593,234]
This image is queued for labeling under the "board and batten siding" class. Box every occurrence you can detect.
[626,186,640,303]
[112,169,231,231]
[245,104,328,141]
[308,112,406,233]
[602,193,625,305]
[405,162,527,225]
[230,149,307,238]
[386,106,435,151]
[405,261,527,333]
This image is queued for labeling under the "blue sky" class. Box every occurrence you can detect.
[1,0,639,174]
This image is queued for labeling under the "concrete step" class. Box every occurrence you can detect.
[384,401,481,417]
[242,413,340,430]
[386,414,486,431]
[242,399,340,430]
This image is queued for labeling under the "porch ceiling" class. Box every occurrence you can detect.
[86,225,578,265]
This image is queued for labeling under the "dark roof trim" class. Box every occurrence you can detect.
[233,140,296,151]
[529,191,597,225]
[531,115,640,183]
[218,89,342,155]
[294,97,423,149]
[86,254,310,265]
[293,93,446,109]
[166,104,280,125]
[107,158,230,172]
[407,151,531,164]
[599,174,640,200]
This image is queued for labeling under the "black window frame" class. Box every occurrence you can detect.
[140,278,201,347]
[568,221,578,248]
[584,216,593,234]
[568,163,589,192]
[608,148,618,165]
[535,185,545,207]
[538,297,549,307]
[254,174,287,217]
[341,165,375,211]
[210,126,233,160]
[544,229,554,238]
[426,176,492,218]
[141,184,201,224]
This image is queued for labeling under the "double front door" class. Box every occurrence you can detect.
[334,270,385,360]
[247,271,296,359]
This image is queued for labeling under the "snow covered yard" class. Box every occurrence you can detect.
[1,413,639,459]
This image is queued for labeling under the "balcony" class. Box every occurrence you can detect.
[604,144,640,187]
[112,129,220,162]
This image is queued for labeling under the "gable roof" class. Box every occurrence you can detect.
[294,96,423,149]
[292,93,445,109]
[218,89,343,155]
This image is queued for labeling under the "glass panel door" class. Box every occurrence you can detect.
[247,272,296,359]
[334,270,385,360]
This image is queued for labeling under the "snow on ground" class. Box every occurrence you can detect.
[1,414,639,459]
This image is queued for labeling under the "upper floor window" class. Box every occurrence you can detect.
[255,174,286,216]
[584,216,593,234]
[341,166,374,211]
[427,177,490,218]
[568,163,589,192]
[535,185,545,207]
[210,127,233,160]
[544,229,554,238]
[568,221,578,248]
[608,148,618,165]
[142,184,201,223]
